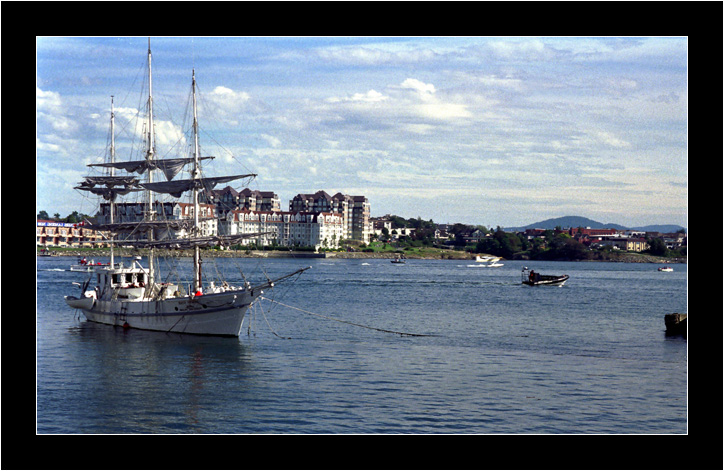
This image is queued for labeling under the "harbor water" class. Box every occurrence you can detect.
[37,256,687,435]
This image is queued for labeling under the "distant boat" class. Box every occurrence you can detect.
[475,255,503,267]
[521,267,569,286]
[70,257,115,272]
[658,266,673,272]
[391,254,406,264]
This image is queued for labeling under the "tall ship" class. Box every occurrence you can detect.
[65,39,309,336]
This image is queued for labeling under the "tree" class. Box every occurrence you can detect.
[65,211,81,223]
[647,237,668,256]
[37,210,50,220]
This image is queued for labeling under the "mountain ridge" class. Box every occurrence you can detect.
[503,216,685,233]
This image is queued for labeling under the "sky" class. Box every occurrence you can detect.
[36,36,687,229]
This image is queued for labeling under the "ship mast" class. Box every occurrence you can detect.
[146,38,155,289]
[192,69,202,294]
[109,96,115,268]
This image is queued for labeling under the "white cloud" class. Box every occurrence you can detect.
[593,130,630,148]
[399,78,436,94]
[208,86,250,107]
[260,134,281,148]
[199,86,254,125]
[327,89,388,103]
[36,87,62,111]
[485,39,553,61]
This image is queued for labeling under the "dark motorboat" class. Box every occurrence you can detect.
[521,267,569,286]
[391,254,406,264]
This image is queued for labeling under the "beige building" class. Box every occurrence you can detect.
[289,190,371,243]
[596,237,650,252]
[37,220,104,247]
[222,209,345,250]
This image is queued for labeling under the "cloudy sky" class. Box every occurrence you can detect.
[37,36,687,228]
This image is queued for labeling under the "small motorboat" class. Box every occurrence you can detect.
[658,266,673,272]
[521,267,569,286]
[391,254,406,264]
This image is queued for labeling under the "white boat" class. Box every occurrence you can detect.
[658,266,673,272]
[69,258,115,272]
[65,39,309,337]
[475,255,504,267]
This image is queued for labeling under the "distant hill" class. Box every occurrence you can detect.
[504,216,685,233]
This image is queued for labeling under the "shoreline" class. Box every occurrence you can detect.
[38,247,685,264]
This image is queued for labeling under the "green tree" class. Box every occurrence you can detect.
[646,237,668,256]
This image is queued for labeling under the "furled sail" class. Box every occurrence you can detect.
[75,176,141,201]
[88,156,214,181]
[140,174,257,198]
[85,217,216,233]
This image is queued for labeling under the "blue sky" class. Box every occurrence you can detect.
[37,36,687,228]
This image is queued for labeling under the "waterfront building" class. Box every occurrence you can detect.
[290,190,371,243]
[36,220,104,247]
[592,237,650,252]
[222,209,344,250]
[201,186,280,218]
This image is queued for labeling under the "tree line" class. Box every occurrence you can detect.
[379,216,686,260]
[37,210,94,224]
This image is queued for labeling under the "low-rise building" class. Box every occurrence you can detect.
[594,237,649,252]
[37,220,104,247]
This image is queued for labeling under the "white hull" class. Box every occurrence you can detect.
[66,290,257,337]
[70,264,114,272]
[475,256,503,267]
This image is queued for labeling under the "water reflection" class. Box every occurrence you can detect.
[65,322,254,433]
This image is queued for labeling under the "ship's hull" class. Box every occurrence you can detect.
[66,290,257,337]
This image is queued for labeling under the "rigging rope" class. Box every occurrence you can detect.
[258,296,437,338]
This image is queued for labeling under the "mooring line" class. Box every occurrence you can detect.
[256,298,292,339]
[259,296,437,337]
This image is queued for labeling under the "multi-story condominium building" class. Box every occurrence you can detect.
[222,209,344,250]
[201,186,280,218]
[37,220,104,247]
[289,190,371,243]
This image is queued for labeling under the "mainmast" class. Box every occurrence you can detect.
[146,37,155,289]
[109,96,115,268]
[192,69,202,294]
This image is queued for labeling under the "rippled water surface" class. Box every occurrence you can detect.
[37,256,687,434]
